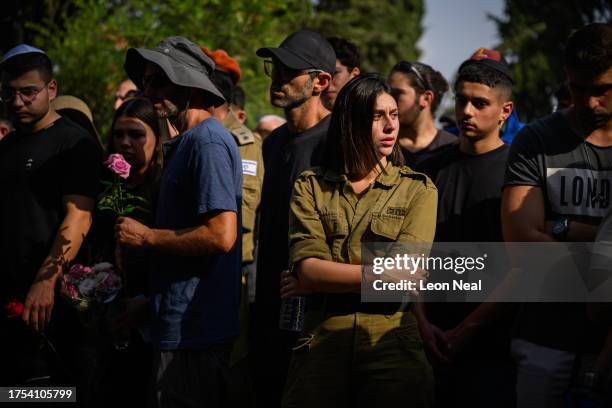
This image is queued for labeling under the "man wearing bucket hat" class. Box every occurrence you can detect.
[116,36,243,408]
[253,29,335,407]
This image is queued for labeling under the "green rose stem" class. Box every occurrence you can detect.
[98,155,151,327]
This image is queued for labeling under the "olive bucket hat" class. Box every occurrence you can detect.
[124,36,225,107]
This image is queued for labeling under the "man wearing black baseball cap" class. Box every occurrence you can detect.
[253,29,334,407]
[116,36,243,408]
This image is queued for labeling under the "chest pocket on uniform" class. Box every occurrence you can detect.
[370,213,403,241]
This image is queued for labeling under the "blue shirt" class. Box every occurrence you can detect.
[152,117,242,350]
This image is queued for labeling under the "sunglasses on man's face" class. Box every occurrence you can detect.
[142,73,171,89]
[263,60,322,81]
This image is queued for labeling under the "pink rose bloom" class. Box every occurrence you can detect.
[69,264,92,280]
[68,284,81,300]
[104,153,131,179]
[63,282,81,300]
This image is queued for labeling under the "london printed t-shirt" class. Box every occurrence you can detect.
[504,110,611,352]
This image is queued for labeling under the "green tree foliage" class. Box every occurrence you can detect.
[19,0,423,138]
[309,0,424,74]
[29,0,308,136]
[492,0,611,122]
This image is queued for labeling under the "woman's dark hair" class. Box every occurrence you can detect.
[324,73,404,177]
[107,97,163,167]
[390,61,449,115]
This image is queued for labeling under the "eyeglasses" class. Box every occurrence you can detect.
[263,60,323,80]
[0,84,48,103]
[142,73,171,89]
[393,61,432,91]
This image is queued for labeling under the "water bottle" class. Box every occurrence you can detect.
[279,266,305,331]
[279,295,306,332]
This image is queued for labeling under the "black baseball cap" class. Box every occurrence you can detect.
[256,29,336,74]
[458,48,514,84]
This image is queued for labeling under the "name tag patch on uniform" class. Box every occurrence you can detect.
[242,160,257,176]
[387,207,408,216]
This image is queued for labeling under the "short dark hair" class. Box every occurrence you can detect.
[324,73,404,176]
[564,23,612,78]
[327,37,361,71]
[231,86,245,109]
[1,52,53,83]
[209,69,234,104]
[455,63,513,101]
[108,97,163,167]
[390,62,449,114]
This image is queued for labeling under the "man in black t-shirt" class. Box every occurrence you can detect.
[254,29,335,407]
[0,45,101,385]
[388,60,456,168]
[418,48,516,408]
[502,23,612,407]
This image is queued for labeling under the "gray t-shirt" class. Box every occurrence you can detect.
[505,111,612,220]
[504,110,612,352]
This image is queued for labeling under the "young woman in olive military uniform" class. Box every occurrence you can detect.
[280,74,438,408]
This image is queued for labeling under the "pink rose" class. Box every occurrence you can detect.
[65,283,81,300]
[61,277,81,301]
[68,264,92,280]
[104,153,131,179]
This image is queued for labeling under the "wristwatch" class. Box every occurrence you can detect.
[582,371,601,389]
[552,217,570,241]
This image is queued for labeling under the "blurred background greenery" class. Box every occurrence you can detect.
[1,0,610,139]
[1,0,424,138]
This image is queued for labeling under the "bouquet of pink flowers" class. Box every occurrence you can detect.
[97,153,149,216]
[61,262,122,311]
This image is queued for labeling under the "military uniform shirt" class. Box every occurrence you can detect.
[223,111,264,264]
[289,164,438,267]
